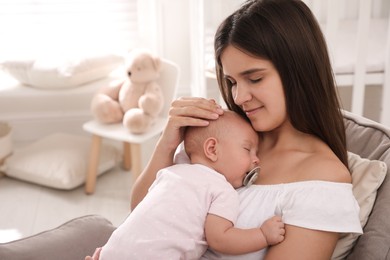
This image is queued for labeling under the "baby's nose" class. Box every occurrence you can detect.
[253,156,260,166]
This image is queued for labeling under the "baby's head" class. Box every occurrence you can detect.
[184,110,259,188]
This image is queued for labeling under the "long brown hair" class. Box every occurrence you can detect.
[214,0,348,167]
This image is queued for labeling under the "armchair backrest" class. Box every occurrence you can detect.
[343,110,390,259]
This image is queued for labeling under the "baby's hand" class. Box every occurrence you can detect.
[260,215,285,245]
[85,247,102,260]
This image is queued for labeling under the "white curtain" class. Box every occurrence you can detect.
[0,0,140,58]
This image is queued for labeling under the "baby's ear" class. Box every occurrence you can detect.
[203,137,218,162]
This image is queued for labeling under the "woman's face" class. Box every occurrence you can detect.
[220,45,287,132]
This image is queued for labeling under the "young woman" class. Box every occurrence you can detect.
[87,0,362,259]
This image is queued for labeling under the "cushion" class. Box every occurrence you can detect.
[0,215,115,260]
[3,133,121,190]
[0,52,124,89]
[343,110,390,259]
[332,152,387,260]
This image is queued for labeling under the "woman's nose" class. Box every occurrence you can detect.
[233,83,252,105]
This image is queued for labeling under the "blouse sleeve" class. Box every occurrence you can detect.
[278,182,363,234]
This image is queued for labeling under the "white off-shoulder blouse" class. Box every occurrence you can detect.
[174,144,362,260]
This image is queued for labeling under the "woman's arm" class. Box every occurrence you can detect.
[205,214,285,255]
[264,224,339,260]
[264,154,346,259]
[129,137,177,210]
[130,97,224,210]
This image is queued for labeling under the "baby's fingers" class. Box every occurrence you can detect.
[85,247,102,260]
[270,215,283,222]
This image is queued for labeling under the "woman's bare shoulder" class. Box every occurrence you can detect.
[298,151,351,183]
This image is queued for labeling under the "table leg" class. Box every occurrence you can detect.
[85,134,102,194]
[123,142,131,170]
[130,143,142,182]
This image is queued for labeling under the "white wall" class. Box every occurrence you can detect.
[156,0,192,97]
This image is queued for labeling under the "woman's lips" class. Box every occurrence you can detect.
[245,107,262,117]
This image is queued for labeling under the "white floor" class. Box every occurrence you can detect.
[0,165,133,243]
[0,130,159,244]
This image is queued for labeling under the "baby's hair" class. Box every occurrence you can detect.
[184,110,247,159]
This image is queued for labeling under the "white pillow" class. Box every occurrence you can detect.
[0,52,124,89]
[3,133,121,190]
[332,152,387,260]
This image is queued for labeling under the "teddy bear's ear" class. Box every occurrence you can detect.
[151,55,162,72]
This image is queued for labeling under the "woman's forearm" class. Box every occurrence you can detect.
[130,137,176,210]
[264,225,338,260]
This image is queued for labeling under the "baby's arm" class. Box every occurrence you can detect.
[205,214,285,255]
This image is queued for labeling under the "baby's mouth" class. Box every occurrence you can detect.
[243,166,261,186]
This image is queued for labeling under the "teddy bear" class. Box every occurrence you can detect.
[90,49,164,134]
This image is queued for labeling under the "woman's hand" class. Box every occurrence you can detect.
[161,97,225,150]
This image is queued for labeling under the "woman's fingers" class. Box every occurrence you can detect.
[171,106,220,121]
[168,97,224,129]
[157,97,224,150]
[172,97,223,111]
[170,97,224,121]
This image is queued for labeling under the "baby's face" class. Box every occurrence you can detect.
[219,122,259,188]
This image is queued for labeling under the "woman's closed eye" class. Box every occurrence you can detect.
[249,77,262,84]
[226,78,261,85]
